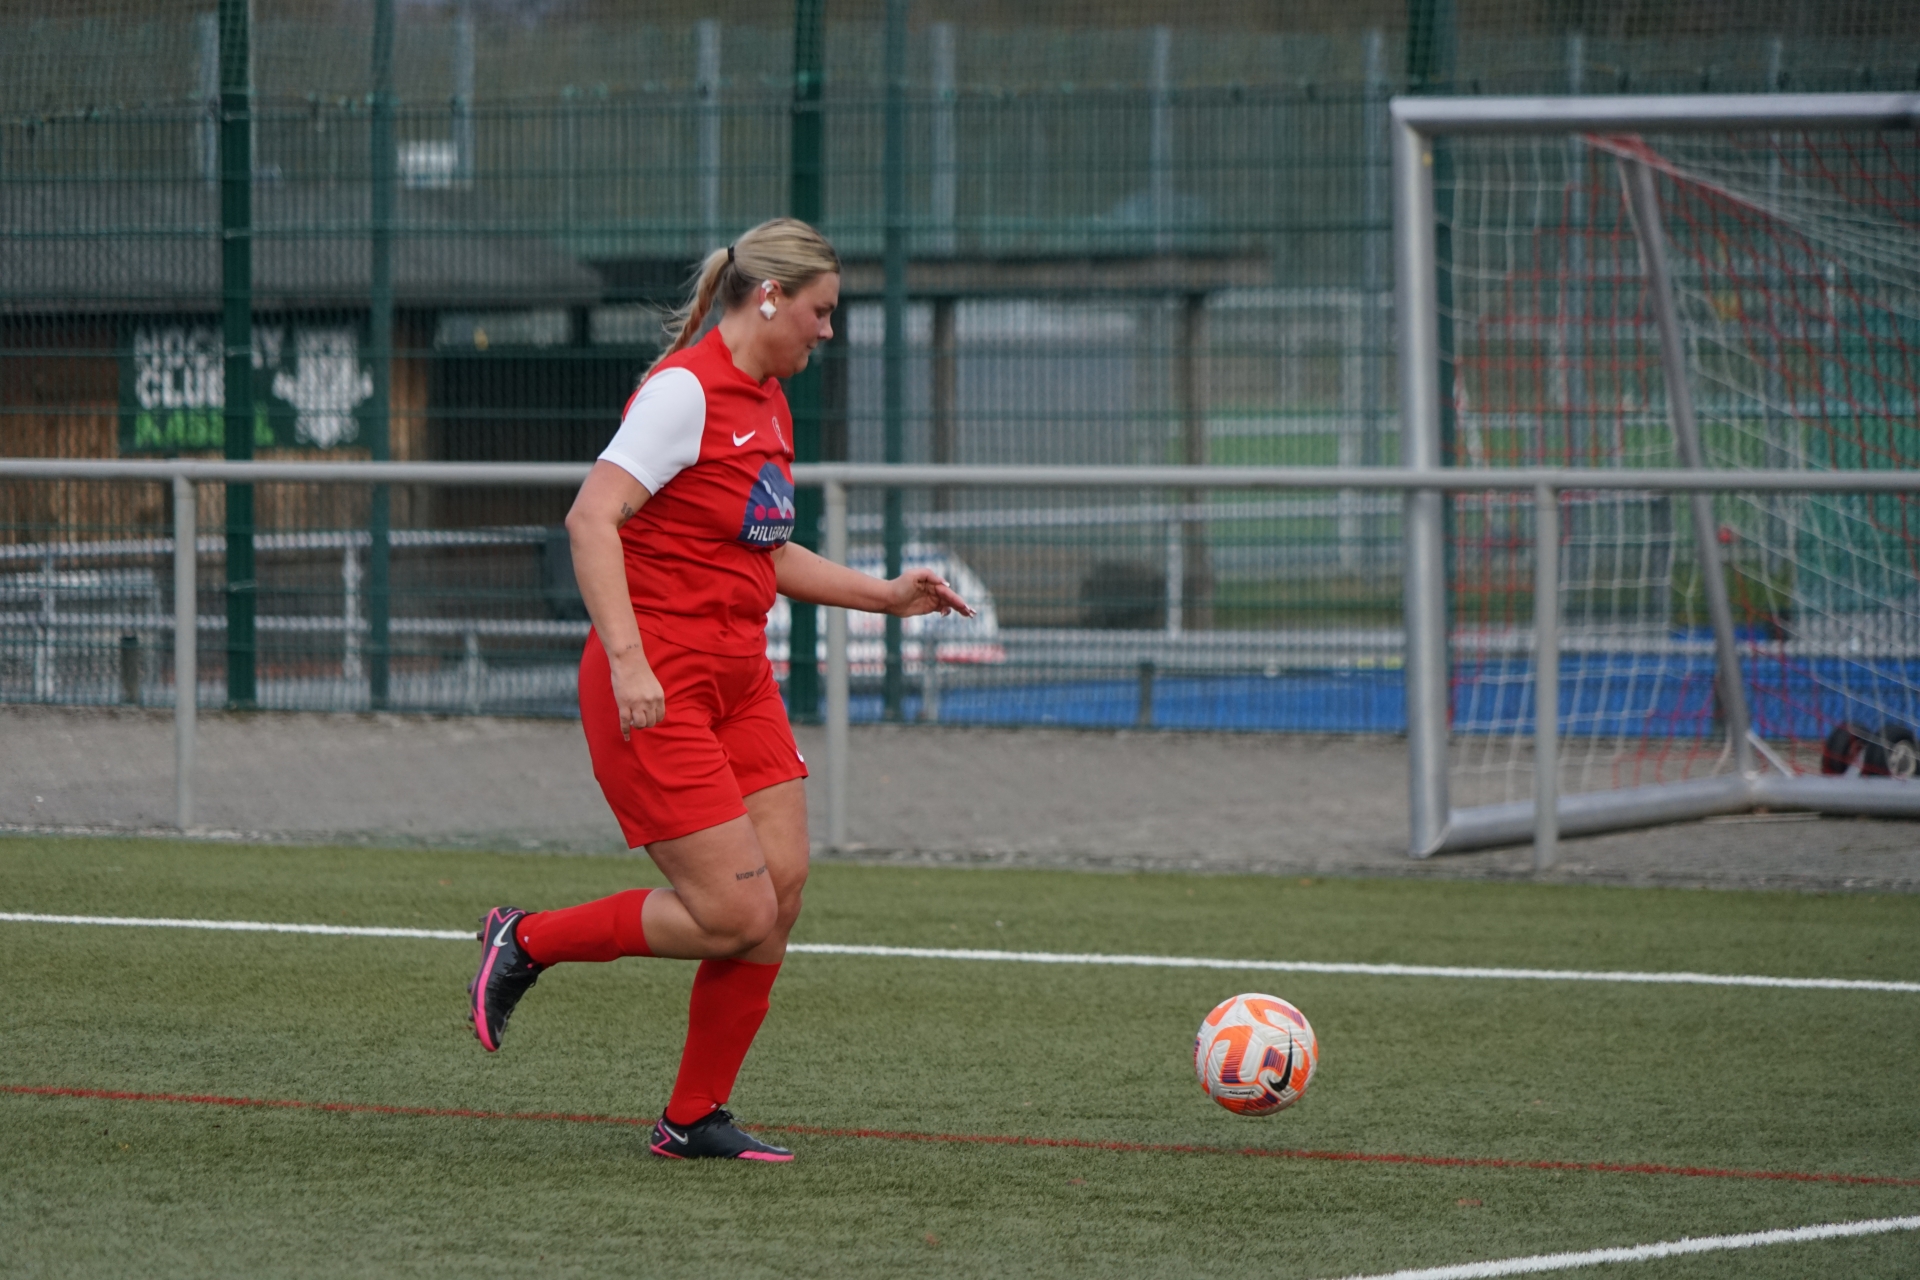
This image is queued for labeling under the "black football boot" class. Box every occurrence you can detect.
[649,1109,794,1162]
[468,906,543,1052]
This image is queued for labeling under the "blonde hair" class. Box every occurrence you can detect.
[644,217,841,381]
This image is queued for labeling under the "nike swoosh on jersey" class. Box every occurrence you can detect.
[732,431,756,446]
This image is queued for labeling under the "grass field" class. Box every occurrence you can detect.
[4,836,1919,1277]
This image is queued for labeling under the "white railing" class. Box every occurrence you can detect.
[3,488,1396,648]
[0,524,572,705]
[3,458,1918,852]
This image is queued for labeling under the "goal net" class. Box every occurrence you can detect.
[1428,103,1920,837]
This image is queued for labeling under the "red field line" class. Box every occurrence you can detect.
[3,1084,649,1130]
[9,1083,1918,1189]
[756,1121,1920,1188]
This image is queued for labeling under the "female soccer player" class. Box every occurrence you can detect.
[467,217,970,1162]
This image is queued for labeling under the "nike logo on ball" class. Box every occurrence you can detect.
[733,431,756,446]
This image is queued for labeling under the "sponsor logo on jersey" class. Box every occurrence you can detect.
[738,461,796,548]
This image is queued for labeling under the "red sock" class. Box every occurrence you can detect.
[664,958,781,1127]
[514,889,652,965]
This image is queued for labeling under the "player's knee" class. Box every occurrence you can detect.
[737,898,781,951]
[774,860,808,913]
[710,890,779,951]
[773,886,805,933]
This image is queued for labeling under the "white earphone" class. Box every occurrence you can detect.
[759,281,777,320]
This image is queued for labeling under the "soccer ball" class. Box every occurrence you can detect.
[1194,993,1318,1116]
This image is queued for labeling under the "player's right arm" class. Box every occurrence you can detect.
[565,461,664,739]
[570,366,706,739]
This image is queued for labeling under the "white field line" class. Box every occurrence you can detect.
[4,913,1919,993]
[786,943,1920,993]
[0,913,473,941]
[1329,1215,1920,1280]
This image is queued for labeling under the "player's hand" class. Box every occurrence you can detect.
[884,567,975,619]
[608,648,666,738]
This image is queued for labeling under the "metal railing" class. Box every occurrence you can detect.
[0,523,577,711]
[4,458,1918,853]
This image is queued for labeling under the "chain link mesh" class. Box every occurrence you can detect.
[4,2,1916,723]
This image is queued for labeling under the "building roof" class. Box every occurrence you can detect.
[1,180,604,315]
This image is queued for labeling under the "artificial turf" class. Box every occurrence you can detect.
[3,836,1918,1278]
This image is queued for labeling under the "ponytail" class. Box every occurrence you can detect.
[645,245,732,381]
[643,217,841,381]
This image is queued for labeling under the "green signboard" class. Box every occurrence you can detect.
[120,318,374,454]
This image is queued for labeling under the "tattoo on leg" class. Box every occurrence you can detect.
[734,865,769,881]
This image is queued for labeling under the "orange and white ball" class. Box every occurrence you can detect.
[1194,993,1318,1115]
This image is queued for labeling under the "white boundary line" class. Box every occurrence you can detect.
[4,913,1918,993]
[1329,1215,1920,1280]
[0,913,473,941]
[786,942,1920,993]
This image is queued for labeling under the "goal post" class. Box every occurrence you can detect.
[1393,93,1920,858]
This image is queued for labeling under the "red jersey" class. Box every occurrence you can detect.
[597,328,797,657]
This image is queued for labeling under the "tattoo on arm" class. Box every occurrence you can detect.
[617,502,635,523]
[734,865,769,881]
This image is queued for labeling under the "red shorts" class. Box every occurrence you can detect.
[579,630,808,848]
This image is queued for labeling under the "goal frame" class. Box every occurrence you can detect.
[1394,92,1920,861]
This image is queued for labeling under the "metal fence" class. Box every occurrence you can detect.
[5,458,1919,859]
[9,14,1920,871]
[11,4,1919,721]
[0,463,1406,729]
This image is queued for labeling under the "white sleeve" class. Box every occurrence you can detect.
[598,366,705,494]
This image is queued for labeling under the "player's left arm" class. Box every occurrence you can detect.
[771,542,974,619]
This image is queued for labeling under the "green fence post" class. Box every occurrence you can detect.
[368,0,395,709]
[219,0,255,708]
[881,0,908,721]
[786,0,826,722]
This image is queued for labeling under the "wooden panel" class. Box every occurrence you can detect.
[390,314,433,528]
[0,323,156,541]
[2,316,442,540]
